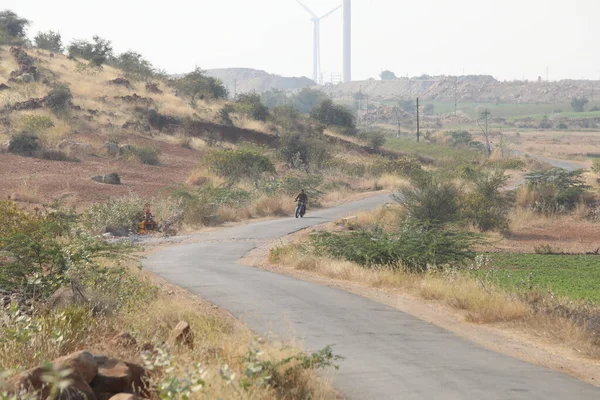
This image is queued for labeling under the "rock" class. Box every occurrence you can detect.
[109,332,137,349]
[114,94,153,107]
[47,286,88,310]
[107,78,132,89]
[9,351,98,398]
[91,357,148,397]
[0,83,10,91]
[108,394,141,400]
[145,82,162,94]
[91,173,121,185]
[103,227,129,237]
[104,142,119,156]
[170,321,194,349]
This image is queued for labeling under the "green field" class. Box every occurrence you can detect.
[384,137,478,162]
[470,253,600,302]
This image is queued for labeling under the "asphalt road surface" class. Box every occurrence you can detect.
[144,193,600,400]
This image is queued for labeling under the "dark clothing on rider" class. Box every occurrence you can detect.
[295,192,308,203]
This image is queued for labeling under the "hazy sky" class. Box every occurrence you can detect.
[6,0,600,82]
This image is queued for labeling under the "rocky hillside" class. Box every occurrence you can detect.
[205,68,314,94]
[329,75,600,104]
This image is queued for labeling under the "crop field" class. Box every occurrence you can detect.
[471,253,600,303]
[385,137,477,161]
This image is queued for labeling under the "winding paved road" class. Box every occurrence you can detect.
[144,193,600,400]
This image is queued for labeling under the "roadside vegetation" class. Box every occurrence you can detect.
[270,161,600,359]
[0,199,341,399]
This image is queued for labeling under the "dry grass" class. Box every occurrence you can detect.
[0,259,338,399]
[343,205,405,232]
[375,174,410,191]
[186,169,225,186]
[10,180,42,204]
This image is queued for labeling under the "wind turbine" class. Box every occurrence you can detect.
[296,0,341,84]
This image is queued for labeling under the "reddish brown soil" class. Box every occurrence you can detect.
[0,133,199,210]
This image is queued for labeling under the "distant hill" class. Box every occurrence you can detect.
[205,68,315,94]
[329,75,600,104]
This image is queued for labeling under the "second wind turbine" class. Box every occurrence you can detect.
[296,0,341,84]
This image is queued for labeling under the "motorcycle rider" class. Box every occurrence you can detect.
[295,189,308,204]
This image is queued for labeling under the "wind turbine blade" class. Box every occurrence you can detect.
[296,0,318,18]
[319,4,342,19]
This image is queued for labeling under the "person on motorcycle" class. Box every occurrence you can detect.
[295,189,308,204]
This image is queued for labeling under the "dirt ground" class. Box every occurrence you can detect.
[504,130,600,160]
[0,133,199,210]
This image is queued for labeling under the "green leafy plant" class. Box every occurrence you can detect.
[46,85,73,114]
[204,149,275,182]
[34,30,63,52]
[525,168,590,214]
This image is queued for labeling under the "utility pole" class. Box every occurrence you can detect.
[454,76,458,116]
[365,94,370,133]
[416,97,420,142]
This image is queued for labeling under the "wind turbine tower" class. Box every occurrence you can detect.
[297,1,341,84]
[343,0,351,83]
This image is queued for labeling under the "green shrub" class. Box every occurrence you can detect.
[8,133,42,157]
[19,114,55,132]
[135,146,161,165]
[34,30,63,52]
[46,85,73,114]
[370,157,422,177]
[309,99,356,132]
[395,172,461,226]
[462,169,511,231]
[486,158,525,171]
[82,194,144,234]
[525,168,589,214]
[234,93,270,122]
[67,36,113,67]
[278,134,331,170]
[0,10,29,45]
[172,67,228,106]
[110,50,154,80]
[204,149,275,182]
[310,223,479,272]
[591,159,600,174]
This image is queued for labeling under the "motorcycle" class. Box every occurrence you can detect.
[295,200,306,218]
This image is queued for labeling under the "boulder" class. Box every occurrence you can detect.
[9,351,98,398]
[107,78,132,89]
[90,357,148,397]
[0,83,10,91]
[109,332,137,349]
[91,173,121,185]
[109,394,142,400]
[104,142,119,156]
[170,321,194,349]
[47,286,88,310]
[145,82,162,94]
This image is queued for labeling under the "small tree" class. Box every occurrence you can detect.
[423,104,435,116]
[395,172,461,226]
[261,89,288,108]
[0,10,29,45]
[380,70,397,80]
[67,36,113,66]
[234,92,270,122]
[46,84,73,114]
[173,67,228,107]
[462,169,511,231]
[111,50,154,80]
[310,99,356,133]
[525,168,590,214]
[34,30,63,53]
[289,88,329,113]
[571,97,589,112]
